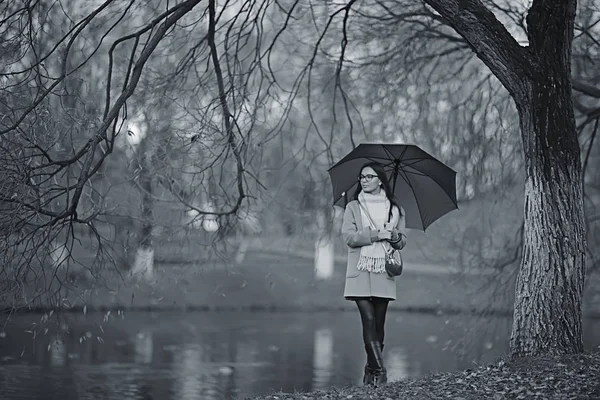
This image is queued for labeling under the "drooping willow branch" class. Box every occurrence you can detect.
[67,0,205,221]
[0,0,116,136]
[206,0,245,217]
[2,0,206,226]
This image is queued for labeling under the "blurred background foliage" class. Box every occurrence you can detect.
[0,0,598,312]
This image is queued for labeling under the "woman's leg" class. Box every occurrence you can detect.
[355,299,377,344]
[355,299,388,385]
[355,299,377,385]
[371,297,389,385]
[372,298,389,345]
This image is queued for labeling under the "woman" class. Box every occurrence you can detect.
[341,162,407,386]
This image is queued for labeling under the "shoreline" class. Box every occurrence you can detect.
[1,303,515,317]
[3,303,600,320]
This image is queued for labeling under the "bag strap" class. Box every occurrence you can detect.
[357,201,377,230]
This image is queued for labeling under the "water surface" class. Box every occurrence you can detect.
[0,311,598,400]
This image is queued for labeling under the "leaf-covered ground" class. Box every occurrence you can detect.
[246,351,600,400]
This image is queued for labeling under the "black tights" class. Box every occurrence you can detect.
[355,298,389,345]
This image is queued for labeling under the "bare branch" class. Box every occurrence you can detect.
[573,80,600,99]
[422,0,534,97]
[207,0,245,215]
[66,0,205,222]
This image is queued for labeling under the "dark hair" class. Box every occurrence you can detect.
[353,162,403,220]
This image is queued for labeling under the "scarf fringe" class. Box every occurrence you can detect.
[357,254,387,274]
[357,190,393,274]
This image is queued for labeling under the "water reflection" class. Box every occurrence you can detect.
[312,328,333,389]
[134,330,153,364]
[386,346,410,381]
[50,337,66,367]
[0,311,598,400]
[174,343,204,399]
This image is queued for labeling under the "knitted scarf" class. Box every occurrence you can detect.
[357,190,399,273]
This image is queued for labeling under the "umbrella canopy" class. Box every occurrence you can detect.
[328,143,458,231]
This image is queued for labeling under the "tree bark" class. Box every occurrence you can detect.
[510,78,587,356]
[509,0,586,357]
[423,0,587,357]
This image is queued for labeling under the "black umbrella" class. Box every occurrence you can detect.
[328,143,458,231]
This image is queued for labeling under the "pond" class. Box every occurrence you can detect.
[0,311,598,399]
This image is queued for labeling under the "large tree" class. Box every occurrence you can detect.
[414,0,586,357]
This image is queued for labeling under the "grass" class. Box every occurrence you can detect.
[4,223,599,319]
[3,182,599,318]
[3,247,517,317]
[246,350,600,400]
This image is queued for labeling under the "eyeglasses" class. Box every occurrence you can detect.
[358,174,377,182]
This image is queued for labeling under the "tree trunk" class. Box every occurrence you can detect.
[314,207,335,280]
[130,139,155,280]
[510,1,586,356]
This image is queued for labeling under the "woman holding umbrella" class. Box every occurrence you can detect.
[341,161,407,386]
[330,143,457,386]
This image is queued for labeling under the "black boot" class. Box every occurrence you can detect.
[363,343,374,385]
[365,341,387,386]
[374,341,388,385]
[363,343,384,385]
[363,362,374,385]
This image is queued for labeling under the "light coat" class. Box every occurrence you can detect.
[341,200,407,300]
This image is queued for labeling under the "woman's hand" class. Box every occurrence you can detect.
[376,223,393,241]
[383,223,404,243]
[377,229,392,241]
[389,229,406,245]
[369,227,391,242]
[382,223,396,241]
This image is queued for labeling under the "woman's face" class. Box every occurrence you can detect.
[359,166,381,193]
